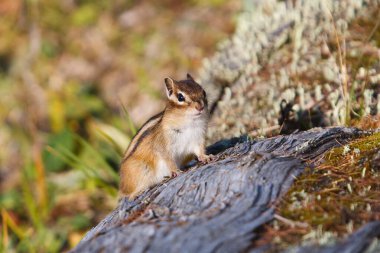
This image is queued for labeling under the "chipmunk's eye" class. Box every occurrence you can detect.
[177,93,185,102]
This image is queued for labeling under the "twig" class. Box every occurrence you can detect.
[274,214,309,229]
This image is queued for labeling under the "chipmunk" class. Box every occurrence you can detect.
[120,74,211,199]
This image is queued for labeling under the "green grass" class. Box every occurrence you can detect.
[0,0,237,241]
[1,122,131,252]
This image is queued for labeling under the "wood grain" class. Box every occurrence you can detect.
[71,127,374,253]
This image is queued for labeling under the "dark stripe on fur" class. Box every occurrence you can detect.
[122,111,164,162]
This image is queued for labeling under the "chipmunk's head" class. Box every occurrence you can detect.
[164,74,208,117]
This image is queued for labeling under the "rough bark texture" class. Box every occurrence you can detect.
[71,127,377,253]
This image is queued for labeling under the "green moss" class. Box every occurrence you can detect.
[326,132,380,164]
[268,132,380,248]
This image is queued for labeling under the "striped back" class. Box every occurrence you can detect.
[122,111,163,161]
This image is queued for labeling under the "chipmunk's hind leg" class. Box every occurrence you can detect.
[120,159,158,200]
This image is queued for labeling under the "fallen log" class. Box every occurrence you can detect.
[71,127,373,253]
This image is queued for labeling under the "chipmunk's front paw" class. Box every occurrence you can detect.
[171,170,182,178]
[198,154,214,164]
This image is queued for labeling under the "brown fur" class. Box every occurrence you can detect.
[119,74,209,199]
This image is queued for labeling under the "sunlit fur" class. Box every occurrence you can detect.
[120,74,209,199]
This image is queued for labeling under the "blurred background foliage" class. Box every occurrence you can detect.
[0,0,240,251]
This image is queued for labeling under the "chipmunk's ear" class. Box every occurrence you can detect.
[164,77,175,99]
[186,73,194,81]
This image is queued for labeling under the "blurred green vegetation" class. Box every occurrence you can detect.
[0,0,238,252]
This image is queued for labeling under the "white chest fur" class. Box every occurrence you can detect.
[155,157,171,180]
[169,119,206,166]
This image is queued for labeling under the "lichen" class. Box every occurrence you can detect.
[201,0,380,143]
[257,131,380,249]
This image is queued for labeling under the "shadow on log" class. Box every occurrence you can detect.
[71,127,376,253]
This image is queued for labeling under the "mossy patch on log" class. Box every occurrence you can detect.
[258,131,380,249]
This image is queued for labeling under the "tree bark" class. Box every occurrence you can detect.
[71,127,377,253]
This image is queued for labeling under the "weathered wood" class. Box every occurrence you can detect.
[71,127,369,253]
